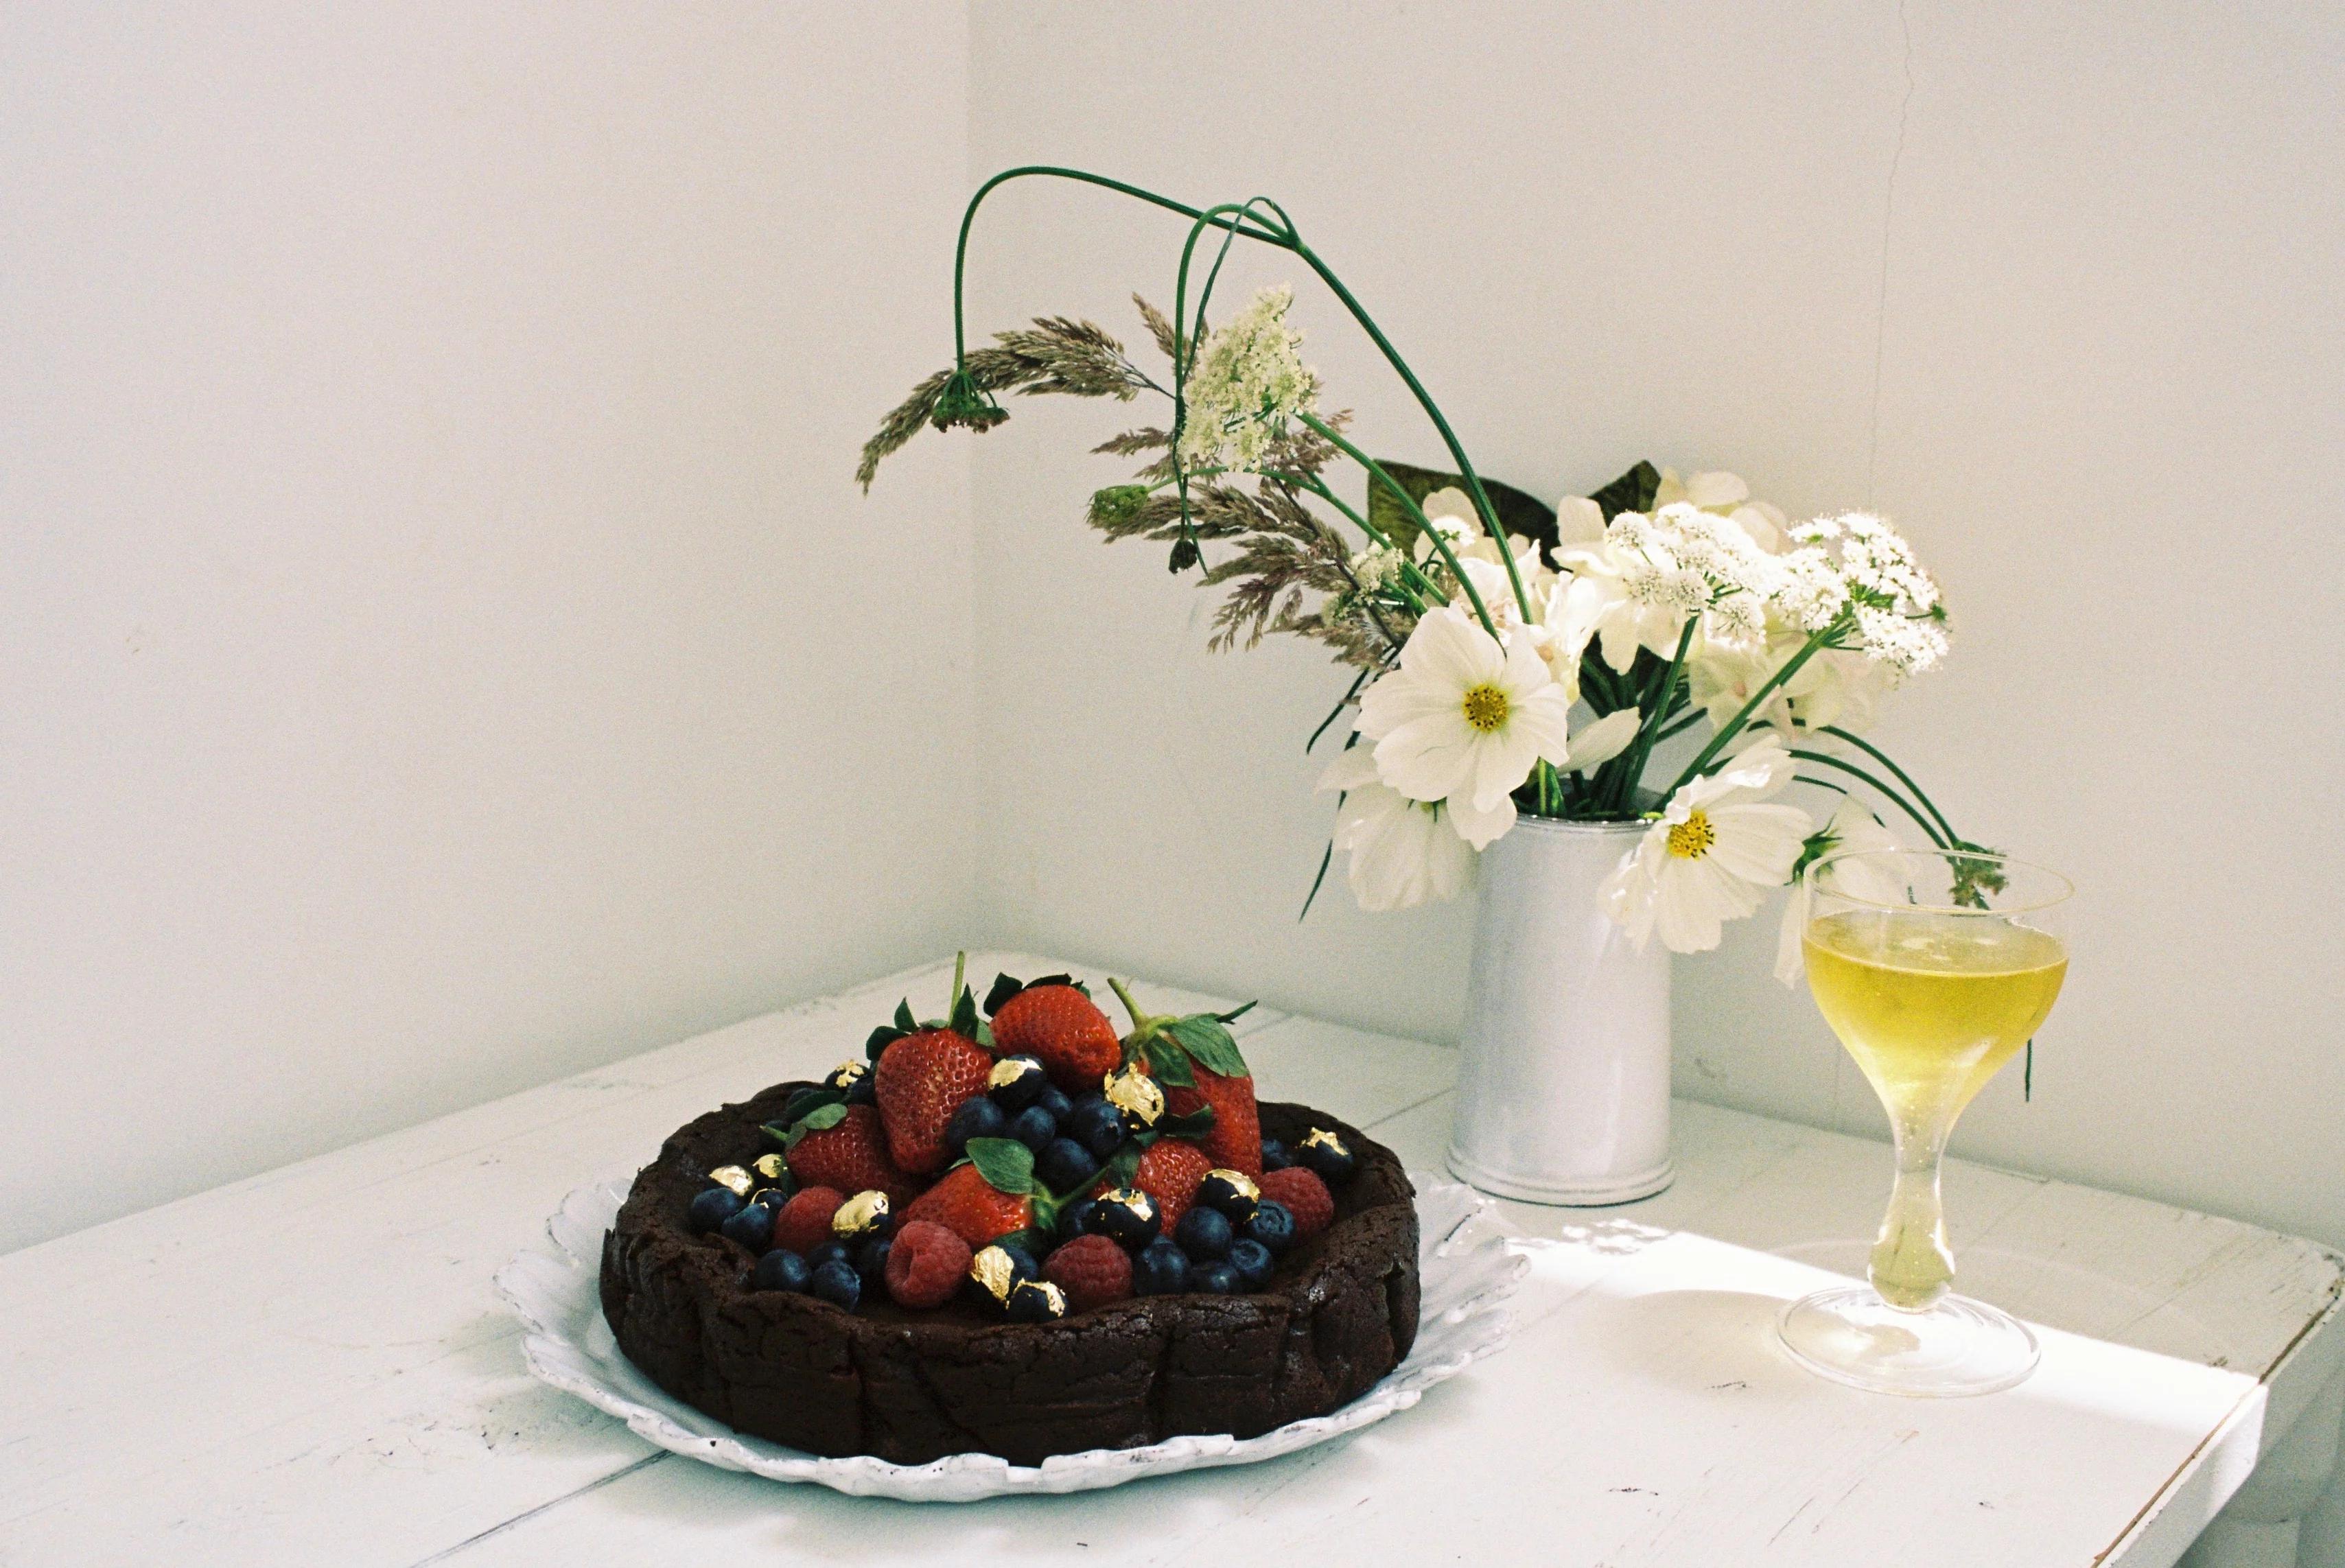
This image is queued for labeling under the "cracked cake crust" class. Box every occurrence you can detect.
[600,1081,1420,1466]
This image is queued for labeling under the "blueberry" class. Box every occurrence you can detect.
[751,1248,810,1294]
[1088,1186,1161,1250]
[847,1071,878,1105]
[1009,1104,1058,1154]
[809,1259,862,1309]
[944,1095,1007,1160]
[1244,1200,1296,1256]
[748,1186,789,1210]
[1035,1137,1101,1195]
[719,1200,775,1252]
[1133,1239,1188,1296]
[996,1241,1042,1283]
[1196,1170,1260,1226]
[1055,1199,1101,1246]
[856,1237,893,1288]
[1066,1096,1126,1161]
[1226,1237,1274,1290]
[1260,1138,1292,1172]
[1295,1127,1357,1185]
[688,1186,747,1234]
[806,1240,851,1270]
[1173,1206,1233,1261]
[1003,1278,1067,1323]
[1185,1261,1239,1295]
[1035,1086,1073,1124]
[822,1060,870,1095]
[988,1055,1049,1113]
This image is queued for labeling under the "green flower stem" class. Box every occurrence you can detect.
[1298,412,1502,642]
[1665,621,1841,794]
[1282,471,1431,612]
[948,165,1535,622]
[1608,621,1698,812]
[1788,751,1950,847]
[1537,759,1559,816]
[1819,725,1961,843]
[1655,709,1705,745]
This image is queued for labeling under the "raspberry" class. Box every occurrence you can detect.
[1258,1167,1333,1238]
[771,1186,844,1254]
[1044,1234,1134,1313]
[885,1219,974,1309]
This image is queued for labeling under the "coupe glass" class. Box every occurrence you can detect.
[1777,847,2072,1396]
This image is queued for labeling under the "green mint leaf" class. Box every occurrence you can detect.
[1160,1107,1217,1138]
[965,1137,1036,1195]
[1166,1016,1249,1079]
[983,972,1026,1016]
[795,1103,848,1134]
[1143,1037,1195,1088]
[1101,1143,1142,1189]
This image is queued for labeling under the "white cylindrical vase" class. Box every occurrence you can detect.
[1447,817,1674,1206]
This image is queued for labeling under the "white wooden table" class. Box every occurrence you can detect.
[5,952,2342,1568]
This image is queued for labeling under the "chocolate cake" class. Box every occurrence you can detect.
[600,1081,1420,1466]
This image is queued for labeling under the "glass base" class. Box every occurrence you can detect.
[1777,1284,2040,1397]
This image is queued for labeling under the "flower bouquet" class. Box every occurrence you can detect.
[861,167,1991,975]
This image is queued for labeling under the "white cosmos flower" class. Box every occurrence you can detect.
[1316,747,1475,911]
[1563,708,1642,774]
[1599,736,1814,952]
[1773,798,1907,984]
[1355,610,1574,847]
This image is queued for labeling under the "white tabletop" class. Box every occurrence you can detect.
[3,953,2339,1567]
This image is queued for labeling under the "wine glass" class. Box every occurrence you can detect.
[1777,846,2072,1396]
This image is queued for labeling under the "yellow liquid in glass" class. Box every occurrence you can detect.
[1804,909,2068,1307]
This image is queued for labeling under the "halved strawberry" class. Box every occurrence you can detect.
[989,975,1121,1095]
[901,1163,1034,1251]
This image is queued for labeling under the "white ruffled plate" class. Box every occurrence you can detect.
[495,1172,1526,1501]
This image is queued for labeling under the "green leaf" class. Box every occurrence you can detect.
[865,1024,906,1062]
[1160,1106,1217,1139]
[893,998,918,1033]
[965,1137,1036,1195]
[1364,459,1559,559]
[983,972,1026,1016]
[995,1224,1053,1256]
[949,985,979,1039]
[1215,1001,1258,1025]
[779,1101,849,1150]
[973,1019,994,1051]
[780,1087,845,1126]
[1166,1016,1249,1079]
[1585,460,1661,523]
[1029,972,1075,990]
[1144,1038,1196,1088]
[1100,1142,1142,1190]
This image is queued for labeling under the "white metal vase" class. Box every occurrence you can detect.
[1448,817,1674,1206]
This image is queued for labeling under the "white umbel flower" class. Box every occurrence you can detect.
[1600,737,1814,952]
[1316,747,1474,911]
[1176,284,1320,474]
[1355,609,1574,848]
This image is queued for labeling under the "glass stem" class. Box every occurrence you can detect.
[1871,1122,1957,1311]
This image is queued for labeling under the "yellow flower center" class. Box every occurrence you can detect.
[1667,810,1716,859]
[1460,683,1510,734]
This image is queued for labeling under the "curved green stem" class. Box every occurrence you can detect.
[1665,621,1841,793]
[1284,471,1431,612]
[1299,412,1501,642]
[1819,725,1960,843]
[1789,751,1950,847]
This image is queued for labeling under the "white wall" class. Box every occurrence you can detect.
[0,3,974,1254]
[968,3,2345,1245]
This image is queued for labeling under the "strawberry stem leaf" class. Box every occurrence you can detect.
[965,1136,1036,1195]
[983,972,1026,1016]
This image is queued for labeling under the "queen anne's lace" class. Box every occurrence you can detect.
[1176,285,1320,473]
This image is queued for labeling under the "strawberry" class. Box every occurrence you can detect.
[1259,1167,1334,1239]
[875,1027,992,1174]
[1132,1138,1213,1230]
[901,1163,1033,1251]
[785,1105,917,1206]
[1165,1064,1261,1178]
[1044,1234,1133,1313]
[990,981,1121,1095]
[885,1219,973,1309]
[772,1186,845,1254]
